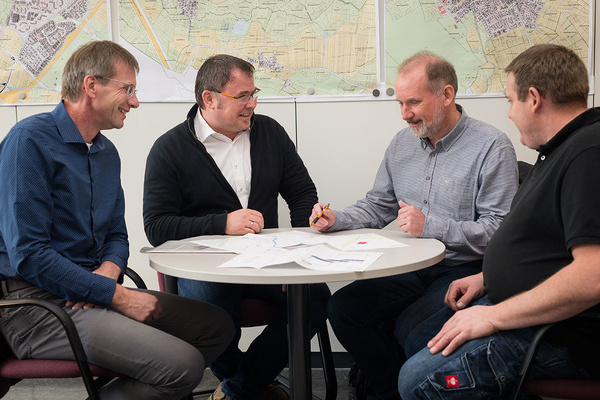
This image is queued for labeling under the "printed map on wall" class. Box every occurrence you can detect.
[0,0,592,104]
[0,0,110,105]
[119,0,378,101]
[385,0,591,95]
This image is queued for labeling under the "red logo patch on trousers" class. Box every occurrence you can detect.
[446,375,459,388]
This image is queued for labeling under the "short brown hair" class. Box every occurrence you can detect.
[398,51,458,95]
[62,41,139,102]
[505,44,588,107]
[195,54,255,109]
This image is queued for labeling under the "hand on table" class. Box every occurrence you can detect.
[226,209,264,234]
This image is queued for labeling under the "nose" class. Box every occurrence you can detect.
[129,93,140,108]
[400,104,413,120]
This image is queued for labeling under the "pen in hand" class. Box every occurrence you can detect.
[311,203,330,226]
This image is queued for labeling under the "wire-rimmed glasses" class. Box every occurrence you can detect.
[95,76,138,98]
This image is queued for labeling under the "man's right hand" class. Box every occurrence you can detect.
[309,203,335,232]
[226,209,264,235]
[444,272,485,311]
[111,285,163,323]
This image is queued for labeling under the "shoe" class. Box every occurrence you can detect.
[258,383,290,400]
[209,383,236,400]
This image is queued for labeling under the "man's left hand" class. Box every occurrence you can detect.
[397,200,425,237]
[427,305,498,356]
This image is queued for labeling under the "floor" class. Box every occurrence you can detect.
[0,368,355,400]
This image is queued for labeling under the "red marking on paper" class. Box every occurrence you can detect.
[357,242,367,245]
[446,375,459,388]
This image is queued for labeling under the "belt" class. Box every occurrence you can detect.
[0,279,34,298]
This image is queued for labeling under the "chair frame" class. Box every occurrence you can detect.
[509,313,600,400]
[0,267,146,400]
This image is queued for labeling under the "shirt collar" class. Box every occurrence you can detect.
[537,107,600,158]
[194,108,250,143]
[52,101,105,151]
[420,104,466,151]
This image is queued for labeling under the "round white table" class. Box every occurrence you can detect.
[148,228,445,400]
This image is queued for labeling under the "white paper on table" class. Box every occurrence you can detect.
[294,245,383,272]
[326,233,407,251]
[146,240,232,253]
[218,247,309,268]
[192,234,302,253]
[218,245,382,271]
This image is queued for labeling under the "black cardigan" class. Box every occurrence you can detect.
[143,104,318,247]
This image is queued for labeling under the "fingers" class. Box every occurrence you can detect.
[226,209,265,235]
[66,301,101,310]
[310,203,335,232]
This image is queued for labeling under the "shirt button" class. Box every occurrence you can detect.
[426,176,431,181]
[540,155,546,161]
[424,200,428,204]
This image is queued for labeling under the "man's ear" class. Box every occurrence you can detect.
[441,84,455,106]
[202,90,217,109]
[528,86,543,112]
[82,75,98,98]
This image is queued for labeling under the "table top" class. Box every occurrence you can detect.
[148,228,446,285]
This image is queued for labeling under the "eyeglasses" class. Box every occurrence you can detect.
[216,88,260,105]
[95,76,138,98]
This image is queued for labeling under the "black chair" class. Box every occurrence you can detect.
[157,272,338,400]
[509,313,600,400]
[0,267,147,400]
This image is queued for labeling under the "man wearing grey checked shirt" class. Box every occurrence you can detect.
[310,51,518,400]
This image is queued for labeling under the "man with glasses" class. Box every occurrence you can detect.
[143,54,330,400]
[0,40,234,400]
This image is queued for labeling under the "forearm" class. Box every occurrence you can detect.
[144,213,228,247]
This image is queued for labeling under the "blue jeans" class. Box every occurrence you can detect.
[178,279,331,400]
[398,296,597,399]
[327,261,481,400]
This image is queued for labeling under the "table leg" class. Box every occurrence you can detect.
[287,284,311,400]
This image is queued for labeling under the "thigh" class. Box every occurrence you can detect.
[329,271,429,324]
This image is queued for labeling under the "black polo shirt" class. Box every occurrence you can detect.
[483,107,600,370]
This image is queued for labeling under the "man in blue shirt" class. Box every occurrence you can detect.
[0,40,234,400]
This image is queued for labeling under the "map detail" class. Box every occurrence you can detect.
[119,0,378,101]
[0,0,110,104]
[385,0,590,95]
[0,0,592,103]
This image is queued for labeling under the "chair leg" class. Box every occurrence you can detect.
[317,326,337,400]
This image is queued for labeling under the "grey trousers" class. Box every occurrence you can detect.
[0,285,234,400]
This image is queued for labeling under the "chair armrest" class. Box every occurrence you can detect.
[124,267,147,290]
[0,298,101,400]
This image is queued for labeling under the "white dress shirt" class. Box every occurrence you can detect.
[194,109,252,208]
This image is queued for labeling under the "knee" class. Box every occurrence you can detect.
[398,357,426,399]
[326,291,350,328]
[165,348,205,394]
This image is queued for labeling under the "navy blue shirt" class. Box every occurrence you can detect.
[0,101,128,306]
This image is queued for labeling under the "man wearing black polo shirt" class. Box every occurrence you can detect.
[398,43,600,399]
